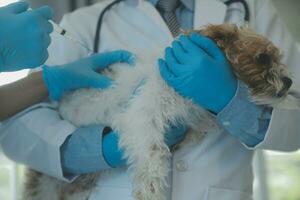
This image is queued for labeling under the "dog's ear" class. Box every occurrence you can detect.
[199,24,239,47]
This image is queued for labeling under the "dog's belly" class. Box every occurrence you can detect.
[59,58,156,127]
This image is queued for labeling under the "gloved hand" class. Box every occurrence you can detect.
[102,124,187,167]
[0,2,54,72]
[159,33,237,113]
[42,50,135,101]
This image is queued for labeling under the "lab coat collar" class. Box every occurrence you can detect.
[145,0,195,11]
[128,0,227,29]
[193,0,227,29]
[133,0,226,3]
[131,0,228,2]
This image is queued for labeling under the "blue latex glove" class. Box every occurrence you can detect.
[159,33,237,113]
[0,2,54,72]
[42,50,135,101]
[102,124,187,167]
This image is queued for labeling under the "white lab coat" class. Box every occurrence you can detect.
[1,0,300,199]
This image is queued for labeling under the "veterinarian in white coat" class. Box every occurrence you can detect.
[1,0,300,199]
[0,2,134,120]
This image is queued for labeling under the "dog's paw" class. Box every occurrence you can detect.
[133,180,167,200]
[133,169,168,200]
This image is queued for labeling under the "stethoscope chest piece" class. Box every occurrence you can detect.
[224,0,250,22]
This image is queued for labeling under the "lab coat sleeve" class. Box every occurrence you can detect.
[0,103,77,182]
[61,125,112,176]
[216,81,271,147]
[248,0,300,151]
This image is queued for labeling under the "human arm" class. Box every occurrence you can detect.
[60,124,187,174]
[158,32,270,147]
[159,0,300,150]
[0,50,134,181]
[0,104,77,181]
[0,71,47,121]
[60,70,187,174]
[102,124,187,168]
[0,10,87,181]
[0,51,134,121]
[0,2,53,72]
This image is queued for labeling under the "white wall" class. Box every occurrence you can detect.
[272,0,300,42]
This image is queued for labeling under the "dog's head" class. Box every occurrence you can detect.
[196,24,292,105]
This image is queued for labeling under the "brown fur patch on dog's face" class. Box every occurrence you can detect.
[194,24,292,105]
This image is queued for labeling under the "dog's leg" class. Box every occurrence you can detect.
[133,143,171,200]
[23,170,60,200]
[113,87,172,200]
[115,114,171,200]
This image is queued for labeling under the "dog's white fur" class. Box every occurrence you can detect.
[23,24,293,200]
[57,52,214,200]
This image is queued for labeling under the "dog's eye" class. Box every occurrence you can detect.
[256,53,272,66]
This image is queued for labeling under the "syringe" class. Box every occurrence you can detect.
[50,21,94,54]
[28,8,93,53]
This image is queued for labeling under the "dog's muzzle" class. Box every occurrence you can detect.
[277,77,293,97]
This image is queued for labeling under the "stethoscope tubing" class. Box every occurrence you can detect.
[93,0,123,53]
[93,0,250,53]
[224,0,250,22]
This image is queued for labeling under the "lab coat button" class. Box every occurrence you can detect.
[175,160,188,172]
[222,121,230,126]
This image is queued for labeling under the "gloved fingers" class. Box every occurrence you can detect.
[164,124,187,147]
[91,50,134,70]
[189,32,225,60]
[102,131,127,167]
[178,35,201,54]
[44,33,52,48]
[89,74,113,89]
[171,41,189,64]
[165,50,186,77]
[40,19,54,33]
[36,17,54,35]
[27,50,48,67]
[4,1,29,14]
[107,50,135,65]
[37,49,49,67]
[158,59,176,83]
[34,6,54,20]
[165,47,179,66]
[24,33,50,67]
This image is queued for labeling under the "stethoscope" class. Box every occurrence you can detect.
[93,0,250,53]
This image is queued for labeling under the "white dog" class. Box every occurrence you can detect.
[23,24,292,200]
[59,51,209,200]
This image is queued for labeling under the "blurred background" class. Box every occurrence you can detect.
[0,0,299,200]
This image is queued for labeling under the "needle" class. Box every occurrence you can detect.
[50,21,94,53]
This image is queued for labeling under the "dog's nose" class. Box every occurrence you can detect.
[282,77,293,90]
[277,77,293,98]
